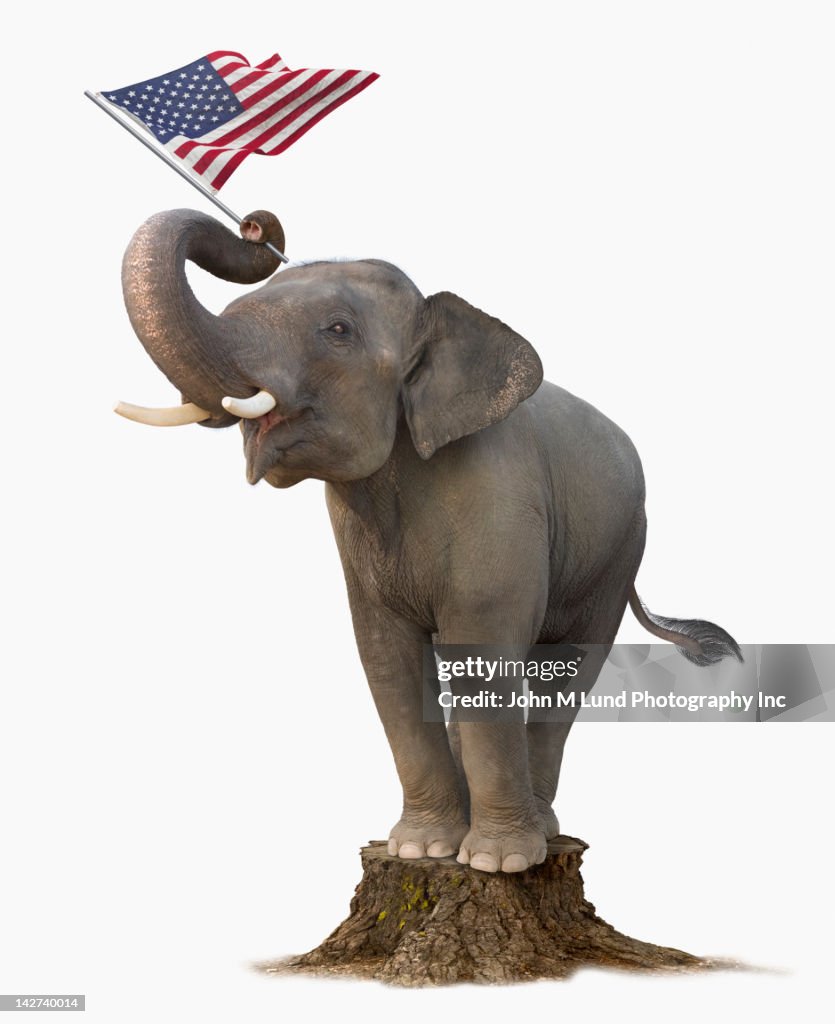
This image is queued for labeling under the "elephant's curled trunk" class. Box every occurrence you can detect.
[121,208,285,427]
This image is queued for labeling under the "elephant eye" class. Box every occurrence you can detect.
[327,321,351,336]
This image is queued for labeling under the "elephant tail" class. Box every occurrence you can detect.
[628,586,742,666]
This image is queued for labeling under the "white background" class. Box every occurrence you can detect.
[2,1,833,1020]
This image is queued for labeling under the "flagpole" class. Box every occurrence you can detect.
[84,90,288,263]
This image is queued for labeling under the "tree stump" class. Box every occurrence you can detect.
[261,837,734,986]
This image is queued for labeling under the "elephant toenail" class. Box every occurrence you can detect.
[398,842,424,859]
[427,841,454,858]
[501,854,529,873]
[470,853,500,873]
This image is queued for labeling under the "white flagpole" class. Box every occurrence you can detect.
[84,90,288,263]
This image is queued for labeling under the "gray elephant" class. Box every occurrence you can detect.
[118,208,741,874]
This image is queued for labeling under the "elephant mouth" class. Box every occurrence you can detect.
[254,406,308,443]
[243,406,313,483]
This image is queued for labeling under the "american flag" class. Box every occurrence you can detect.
[101,51,379,191]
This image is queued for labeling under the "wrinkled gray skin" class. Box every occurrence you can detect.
[122,209,740,873]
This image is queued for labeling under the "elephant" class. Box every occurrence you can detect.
[117,207,741,874]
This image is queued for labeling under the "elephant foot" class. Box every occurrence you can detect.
[457,817,548,874]
[534,796,560,840]
[387,812,468,860]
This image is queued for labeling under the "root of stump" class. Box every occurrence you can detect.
[259,837,740,986]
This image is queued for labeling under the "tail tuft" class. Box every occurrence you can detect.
[629,588,742,666]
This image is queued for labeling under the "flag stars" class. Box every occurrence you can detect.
[128,90,136,96]
[179,72,187,78]
[197,64,205,70]
[163,79,170,84]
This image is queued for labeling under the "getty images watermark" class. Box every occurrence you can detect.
[421,644,835,722]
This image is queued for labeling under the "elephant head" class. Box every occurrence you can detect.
[120,208,543,488]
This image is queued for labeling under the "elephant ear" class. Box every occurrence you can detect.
[402,291,543,459]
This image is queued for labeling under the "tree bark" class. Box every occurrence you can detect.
[262,837,734,986]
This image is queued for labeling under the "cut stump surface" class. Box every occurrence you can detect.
[262,837,735,986]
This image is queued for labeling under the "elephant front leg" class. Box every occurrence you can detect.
[455,719,548,873]
[349,597,468,860]
[437,607,550,874]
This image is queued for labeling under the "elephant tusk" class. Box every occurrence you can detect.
[114,400,211,426]
[221,389,276,419]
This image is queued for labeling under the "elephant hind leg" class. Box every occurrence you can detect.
[446,720,471,820]
[526,644,613,828]
[529,532,646,820]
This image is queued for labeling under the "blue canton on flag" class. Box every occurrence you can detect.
[105,58,242,142]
